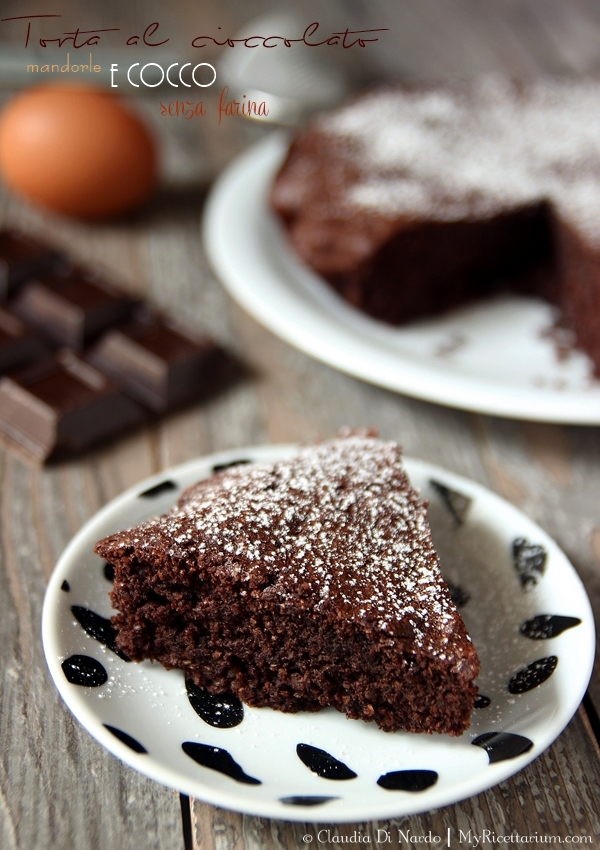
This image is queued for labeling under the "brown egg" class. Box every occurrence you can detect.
[0,85,157,219]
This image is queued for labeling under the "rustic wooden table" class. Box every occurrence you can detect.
[2,2,600,847]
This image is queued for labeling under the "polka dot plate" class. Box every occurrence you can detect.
[42,445,595,823]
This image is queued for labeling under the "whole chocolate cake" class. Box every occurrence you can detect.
[96,435,480,735]
[270,80,600,374]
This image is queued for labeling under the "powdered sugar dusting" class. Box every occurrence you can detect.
[320,79,600,245]
[104,437,468,661]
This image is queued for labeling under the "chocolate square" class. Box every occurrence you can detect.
[0,307,49,373]
[11,267,138,350]
[88,312,222,413]
[0,231,63,300]
[0,350,146,461]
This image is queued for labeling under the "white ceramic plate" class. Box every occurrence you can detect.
[203,134,600,423]
[43,445,595,823]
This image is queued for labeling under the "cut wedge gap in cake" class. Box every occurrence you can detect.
[271,81,600,375]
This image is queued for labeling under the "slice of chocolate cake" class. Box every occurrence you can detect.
[96,436,480,735]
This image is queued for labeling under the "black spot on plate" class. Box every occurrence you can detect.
[61,580,70,592]
[377,769,438,792]
[104,724,147,753]
[212,458,252,473]
[472,732,534,763]
[103,562,115,582]
[186,679,243,728]
[61,654,107,687]
[430,480,472,525]
[139,479,177,499]
[181,742,261,785]
[508,656,557,694]
[445,580,470,607]
[520,615,581,640]
[513,538,547,589]
[280,796,338,806]
[71,606,130,661]
[474,695,491,709]
[296,744,357,780]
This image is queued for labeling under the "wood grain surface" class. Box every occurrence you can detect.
[190,706,600,849]
[2,1,600,847]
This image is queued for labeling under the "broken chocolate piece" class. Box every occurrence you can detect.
[0,349,146,461]
[0,307,49,373]
[12,267,138,350]
[0,230,63,300]
[88,311,223,413]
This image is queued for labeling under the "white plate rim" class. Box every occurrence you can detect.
[42,444,596,823]
[202,133,600,424]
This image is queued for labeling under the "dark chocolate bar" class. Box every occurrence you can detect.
[87,311,222,413]
[0,349,146,461]
[11,267,138,351]
[0,228,234,462]
[0,231,63,300]
[0,307,49,373]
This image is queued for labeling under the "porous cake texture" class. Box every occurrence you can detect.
[271,80,600,372]
[96,436,480,735]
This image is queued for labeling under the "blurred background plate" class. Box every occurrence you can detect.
[204,133,600,424]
